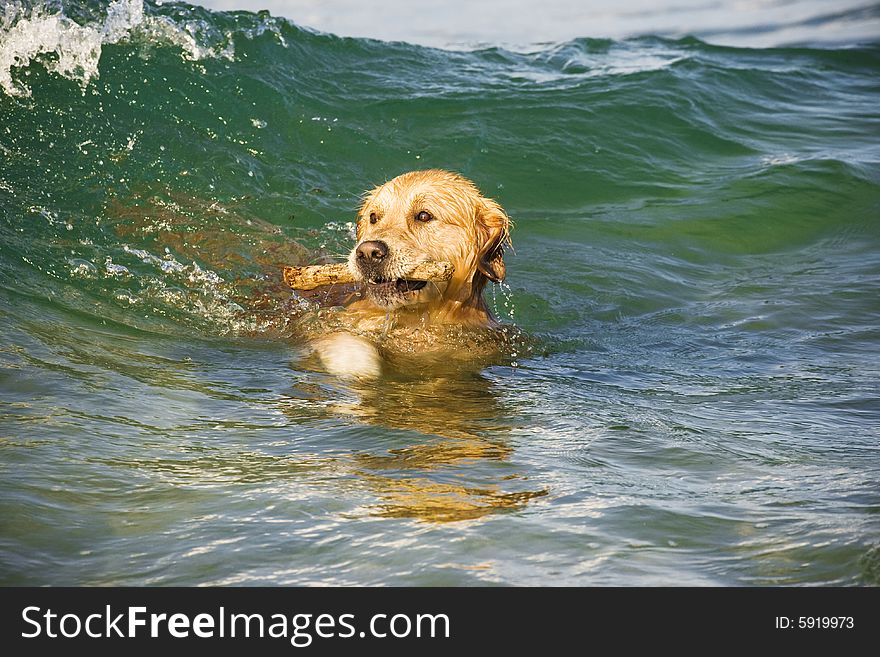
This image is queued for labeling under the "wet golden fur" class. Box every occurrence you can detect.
[313,169,512,378]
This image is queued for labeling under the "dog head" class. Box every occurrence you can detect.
[348,169,510,314]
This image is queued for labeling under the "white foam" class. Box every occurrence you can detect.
[118,244,266,334]
[760,153,802,167]
[0,0,234,98]
[137,13,235,63]
[511,43,687,85]
[0,0,144,97]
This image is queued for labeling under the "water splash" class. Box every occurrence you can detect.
[490,281,521,366]
[490,280,516,323]
[0,0,234,98]
[136,8,236,63]
[288,291,319,313]
[316,221,357,255]
[118,245,250,325]
[0,0,144,97]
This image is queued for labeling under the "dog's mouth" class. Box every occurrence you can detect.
[365,277,429,294]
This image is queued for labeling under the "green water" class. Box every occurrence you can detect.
[1,0,878,585]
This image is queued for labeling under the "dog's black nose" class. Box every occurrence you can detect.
[356,240,388,264]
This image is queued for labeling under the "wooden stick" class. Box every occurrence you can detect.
[283,261,454,291]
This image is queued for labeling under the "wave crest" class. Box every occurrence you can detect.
[0,0,143,96]
[0,0,237,97]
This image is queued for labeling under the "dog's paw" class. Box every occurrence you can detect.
[313,332,381,380]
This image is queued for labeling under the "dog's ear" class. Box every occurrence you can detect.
[476,198,511,283]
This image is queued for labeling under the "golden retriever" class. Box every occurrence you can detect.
[312,169,511,379]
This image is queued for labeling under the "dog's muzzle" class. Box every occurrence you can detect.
[354,239,429,296]
[355,240,389,282]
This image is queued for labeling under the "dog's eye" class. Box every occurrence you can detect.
[369,212,379,224]
[415,210,433,223]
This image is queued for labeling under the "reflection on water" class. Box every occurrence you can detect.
[280,369,548,522]
[363,474,546,522]
[94,449,334,486]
